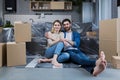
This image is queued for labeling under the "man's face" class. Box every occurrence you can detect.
[63,21,71,32]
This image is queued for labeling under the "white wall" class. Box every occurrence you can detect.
[4,15,71,25]
[8,0,80,23]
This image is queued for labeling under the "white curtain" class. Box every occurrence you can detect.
[82,2,93,23]
[99,0,112,20]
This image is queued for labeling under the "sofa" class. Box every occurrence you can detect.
[26,21,99,57]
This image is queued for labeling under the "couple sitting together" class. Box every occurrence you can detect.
[38,19,107,76]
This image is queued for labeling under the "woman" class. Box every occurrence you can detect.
[38,20,70,67]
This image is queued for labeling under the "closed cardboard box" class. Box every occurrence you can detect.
[0,27,2,42]
[7,42,26,66]
[86,31,96,38]
[99,18,120,41]
[99,40,119,62]
[0,43,6,67]
[50,2,64,9]
[14,22,31,42]
[112,56,120,69]
[99,18,120,62]
[0,27,2,33]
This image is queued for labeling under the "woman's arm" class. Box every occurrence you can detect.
[47,32,61,46]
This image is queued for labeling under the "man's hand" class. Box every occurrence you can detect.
[45,32,55,41]
[60,38,67,42]
[59,38,70,46]
[45,32,50,39]
[60,38,74,46]
[63,41,71,46]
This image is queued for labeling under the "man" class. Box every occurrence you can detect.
[60,18,107,76]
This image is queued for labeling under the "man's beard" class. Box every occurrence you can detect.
[64,27,71,32]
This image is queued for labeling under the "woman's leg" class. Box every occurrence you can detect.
[53,42,64,55]
[45,42,64,58]
[43,42,64,67]
[51,42,64,67]
[38,42,64,63]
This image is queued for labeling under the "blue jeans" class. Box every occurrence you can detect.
[67,50,96,74]
[45,42,70,63]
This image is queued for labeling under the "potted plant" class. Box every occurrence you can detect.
[3,21,14,28]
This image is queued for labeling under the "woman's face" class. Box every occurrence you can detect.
[53,22,61,32]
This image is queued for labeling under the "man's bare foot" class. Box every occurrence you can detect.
[96,51,106,66]
[38,58,52,63]
[93,51,107,76]
[93,61,106,76]
[100,51,105,61]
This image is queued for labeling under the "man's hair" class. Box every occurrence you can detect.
[62,18,71,24]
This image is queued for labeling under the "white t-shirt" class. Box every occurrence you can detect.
[65,32,72,41]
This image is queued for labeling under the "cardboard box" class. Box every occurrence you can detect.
[99,40,119,62]
[7,42,26,66]
[50,2,64,9]
[99,18,120,41]
[14,22,31,42]
[112,56,120,69]
[0,27,3,42]
[0,43,6,67]
[99,18,120,62]
[0,44,2,67]
[0,27,2,33]
[86,31,96,38]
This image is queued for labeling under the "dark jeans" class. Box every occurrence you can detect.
[67,50,96,74]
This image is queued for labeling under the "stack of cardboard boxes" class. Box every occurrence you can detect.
[0,22,31,67]
[0,43,6,67]
[99,18,120,68]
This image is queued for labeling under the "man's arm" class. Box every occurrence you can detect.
[72,32,80,48]
[45,32,55,41]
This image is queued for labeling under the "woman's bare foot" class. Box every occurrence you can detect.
[52,59,62,67]
[38,58,52,63]
[93,61,106,76]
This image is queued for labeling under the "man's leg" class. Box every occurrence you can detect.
[69,50,96,66]
[57,52,70,63]
[68,50,96,74]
